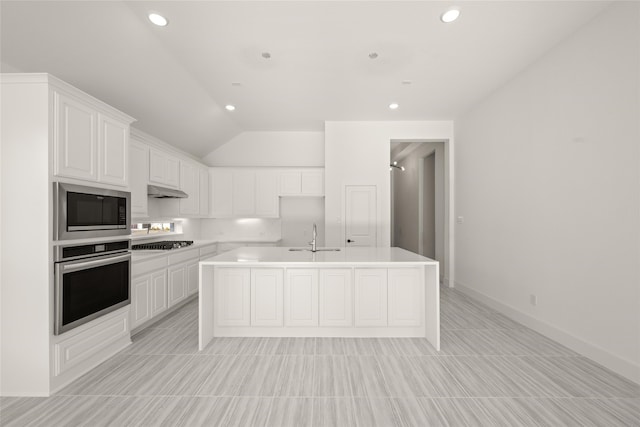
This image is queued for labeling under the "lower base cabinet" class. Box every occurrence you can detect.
[168,264,187,307]
[150,271,168,317]
[187,261,199,295]
[131,270,167,329]
[213,267,422,331]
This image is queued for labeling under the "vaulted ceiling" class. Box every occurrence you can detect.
[1,1,610,157]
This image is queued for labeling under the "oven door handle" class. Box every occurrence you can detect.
[61,253,131,273]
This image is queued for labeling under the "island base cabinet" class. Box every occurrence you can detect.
[319,269,352,327]
[285,269,319,327]
[354,269,388,327]
[388,268,422,326]
[251,269,284,326]
[215,268,251,326]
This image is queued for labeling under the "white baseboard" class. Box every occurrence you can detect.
[454,281,640,385]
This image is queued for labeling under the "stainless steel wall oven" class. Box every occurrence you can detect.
[54,182,130,241]
[54,240,131,335]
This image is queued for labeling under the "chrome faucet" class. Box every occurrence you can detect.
[309,223,317,252]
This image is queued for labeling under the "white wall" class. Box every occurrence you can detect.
[454,2,640,382]
[202,131,324,167]
[324,121,454,252]
[200,218,282,241]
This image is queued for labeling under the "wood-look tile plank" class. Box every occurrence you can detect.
[312,397,357,427]
[179,396,234,426]
[377,356,423,397]
[238,355,285,396]
[347,355,389,397]
[352,397,402,427]
[316,338,347,355]
[431,397,494,426]
[222,396,272,427]
[408,356,469,397]
[197,355,253,396]
[156,354,221,396]
[391,397,447,427]
[266,397,313,427]
[273,355,314,397]
[313,356,351,397]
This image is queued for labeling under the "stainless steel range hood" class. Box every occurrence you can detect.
[147,185,188,199]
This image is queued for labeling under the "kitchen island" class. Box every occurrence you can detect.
[199,247,440,351]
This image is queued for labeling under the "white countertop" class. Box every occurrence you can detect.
[130,238,283,262]
[200,246,438,265]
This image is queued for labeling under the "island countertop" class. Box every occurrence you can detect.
[200,246,438,265]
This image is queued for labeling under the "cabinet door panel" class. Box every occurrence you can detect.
[388,268,422,326]
[166,157,180,188]
[232,171,255,216]
[279,171,301,195]
[129,140,149,216]
[149,149,167,184]
[301,170,324,195]
[255,170,279,217]
[285,269,318,326]
[168,265,187,307]
[354,269,388,326]
[319,269,352,327]
[151,270,168,316]
[55,92,97,181]
[251,269,284,326]
[131,275,151,328]
[215,268,250,326]
[211,169,233,217]
[199,168,210,216]
[187,261,199,295]
[99,114,128,186]
[179,162,199,215]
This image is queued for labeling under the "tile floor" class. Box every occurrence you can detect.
[1,287,639,426]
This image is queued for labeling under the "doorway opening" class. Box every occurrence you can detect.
[390,140,448,284]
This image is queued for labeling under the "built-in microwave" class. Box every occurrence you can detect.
[54,183,131,240]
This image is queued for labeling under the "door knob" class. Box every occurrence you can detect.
[347,239,355,243]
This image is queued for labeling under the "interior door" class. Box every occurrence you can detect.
[345,185,377,247]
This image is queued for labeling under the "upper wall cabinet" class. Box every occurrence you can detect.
[54,90,134,187]
[149,148,180,188]
[199,167,210,217]
[278,169,324,196]
[210,168,279,218]
[129,138,149,217]
[179,161,199,216]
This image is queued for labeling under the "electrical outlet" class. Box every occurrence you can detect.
[456,216,464,224]
[529,294,538,306]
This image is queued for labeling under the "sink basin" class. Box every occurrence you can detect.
[288,248,341,252]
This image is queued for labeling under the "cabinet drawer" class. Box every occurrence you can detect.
[54,308,129,376]
[132,256,167,277]
[168,248,199,265]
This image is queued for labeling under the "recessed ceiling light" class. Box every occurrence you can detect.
[389,103,399,110]
[261,52,271,59]
[225,105,236,111]
[368,52,379,59]
[440,8,460,23]
[148,13,168,27]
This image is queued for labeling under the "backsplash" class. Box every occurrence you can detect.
[200,218,282,241]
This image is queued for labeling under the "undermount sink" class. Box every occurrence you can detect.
[288,248,341,252]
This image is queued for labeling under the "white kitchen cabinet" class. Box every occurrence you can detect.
[54,91,98,182]
[129,139,149,216]
[215,268,251,326]
[54,90,132,187]
[255,170,279,217]
[388,268,422,326]
[199,168,210,217]
[354,269,388,327]
[168,264,187,308]
[149,148,180,188]
[179,161,199,215]
[278,169,324,196]
[285,269,318,326]
[150,270,168,317]
[211,168,233,217]
[187,260,199,296]
[319,269,352,327]
[232,170,256,216]
[98,114,129,186]
[251,268,284,326]
[131,275,152,329]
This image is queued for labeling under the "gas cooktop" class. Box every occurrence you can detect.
[132,240,194,250]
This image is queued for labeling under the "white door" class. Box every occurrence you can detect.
[319,269,352,327]
[215,268,251,326]
[388,268,422,326]
[285,269,318,326]
[251,268,284,326]
[345,185,377,246]
[354,269,388,326]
